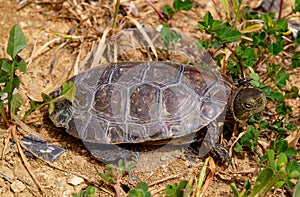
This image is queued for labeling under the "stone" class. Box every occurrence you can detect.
[10,180,26,193]
[67,175,84,186]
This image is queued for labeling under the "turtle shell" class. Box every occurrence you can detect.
[50,61,230,145]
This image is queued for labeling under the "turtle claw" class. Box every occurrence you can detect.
[211,144,231,164]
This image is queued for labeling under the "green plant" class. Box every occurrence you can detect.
[196,0,300,196]
[231,150,300,197]
[162,0,193,20]
[160,24,182,49]
[127,182,151,197]
[165,180,190,197]
[72,186,97,197]
[25,81,75,117]
[0,25,27,126]
[99,159,136,197]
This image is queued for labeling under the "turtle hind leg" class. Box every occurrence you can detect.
[90,146,139,165]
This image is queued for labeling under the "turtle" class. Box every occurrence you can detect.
[49,61,266,163]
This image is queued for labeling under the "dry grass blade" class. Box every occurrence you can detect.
[33,37,62,60]
[91,27,111,67]
[285,130,300,148]
[73,38,84,75]
[196,157,209,197]
[125,16,158,60]
[197,157,216,196]
[148,174,182,187]
[1,132,9,160]
[229,129,248,157]
[25,32,40,70]
[11,114,54,142]
[10,125,46,196]
[144,0,169,25]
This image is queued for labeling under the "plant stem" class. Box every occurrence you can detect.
[7,60,15,120]
[114,182,121,197]
[0,107,10,128]
[223,43,245,78]
[112,0,120,29]
[145,0,171,26]
[278,0,284,19]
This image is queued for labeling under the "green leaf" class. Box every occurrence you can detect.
[127,182,151,197]
[277,153,287,169]
[83,186,96,196]
[72,186,96,197]
[1,59,12,73]
[274,19,288,32]
[198,12,214,30]
[230,182,240,197]
[276,103,292,115]
[98,172,117,184]
[267,149,276,169]
[173,0,192,11]
[41,92,51,102]
[250,167,274,197]
[285,147,297,158]
[204,11,214,27]
[272,89,284,102]
[7,25,27,59]
[285,86,299,99]
[268,43,281,56]
[16,60,27,72]
[293,0,300,13]
[135,182,149,192]
[160,24,182,48]
[165,180,188,197]
[296,31,300,46]
[61,81,76,103]
[250,72,260,87]
[292,52,300,68]
[198,40,209,49]
[294,179,300,197]
[11,93,24,115]
[260,121,268,129]
[125,162,137,172]
[274,69,289,89]
[275,140,288,153]
[48,102,55,115]
[215,27,242,43]
[210,20,223,32]
[234,142,242,152]
[275,180,286,188]
[286,160,300,179]
[12,77,21,90]
[162,5,174,18]
[118,158,125,168]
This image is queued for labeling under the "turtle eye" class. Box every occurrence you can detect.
[243,102,253,109]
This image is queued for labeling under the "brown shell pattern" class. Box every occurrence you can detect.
[65,62,229,144]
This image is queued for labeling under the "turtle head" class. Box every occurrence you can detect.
[232,87,266,121]
[49,99,73,128]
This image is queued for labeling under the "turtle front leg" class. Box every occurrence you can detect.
[198,120,230,163]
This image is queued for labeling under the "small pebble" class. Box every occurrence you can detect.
[160,155,167,161]
[67,175,84,186]
[11,180,26,193]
